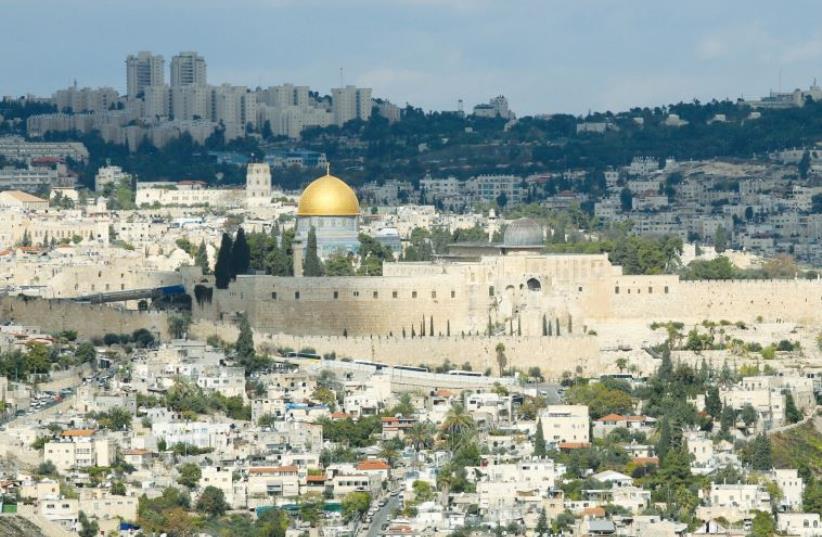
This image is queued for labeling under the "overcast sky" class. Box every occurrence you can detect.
[3,0,822,115]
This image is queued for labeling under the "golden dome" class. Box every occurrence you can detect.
[297,173,360,216]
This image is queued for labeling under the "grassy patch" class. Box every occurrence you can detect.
[770,421,822,476]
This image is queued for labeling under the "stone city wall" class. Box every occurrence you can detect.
[0,296,170,339]
[603,278,822,324]
[190,319,600,378]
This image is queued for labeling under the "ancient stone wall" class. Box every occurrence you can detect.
[604,278,822,324]
[190,319,600,378]
[0,296,169,339]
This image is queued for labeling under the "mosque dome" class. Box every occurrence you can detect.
[503,218,544,247]
[297,173,360,217]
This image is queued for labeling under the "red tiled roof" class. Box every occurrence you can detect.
[356,459,390,471]
[306,475,326,483]
[597,414,625,422]
[583,506,606,517]
[633,456,659,466]
[330,411,349,420]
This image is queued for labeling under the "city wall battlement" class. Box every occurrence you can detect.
[0,296,170,339]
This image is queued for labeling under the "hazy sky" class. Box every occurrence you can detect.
[3,0,822,115]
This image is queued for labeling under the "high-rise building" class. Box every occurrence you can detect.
[210,84,257,137]
[143,86,170,118]
[170,51,207,87]
[331,86,372,126]
[259,84,311,108]
[170,86,208,121]
[125,51,165,98]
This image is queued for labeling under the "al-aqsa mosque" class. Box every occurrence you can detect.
[292,166,361,275]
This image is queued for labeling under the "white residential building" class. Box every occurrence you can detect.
[539,405,590,445]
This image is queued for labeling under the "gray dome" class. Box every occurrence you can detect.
[503,218,544,247]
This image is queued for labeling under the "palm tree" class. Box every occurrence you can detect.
[406,421,435,452]
[495,343,507,376]
[441,404,475,450]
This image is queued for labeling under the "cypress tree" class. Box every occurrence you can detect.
[534,418,546,457]
[705,386,722,419]
[231,226,251,278]
[303,227,324,276]
[214,233,233,289]
[751,434,772,471]
[785,391,802,423]
[535,508,548,537]
[195,240,210,274]
[656,418,672,461]
[235,313,255,368]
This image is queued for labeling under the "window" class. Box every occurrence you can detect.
[615,286,620,294]
[431,291,436,299]
[272,292,277,299]
[648,287,653,294]
[333,291,338,299]
[578,286,583,292]
[294,291,300,300]
[353,291,359,297]
[664,286,669,294]
[489,286,495,297]
[373,291,378,299]
[451,290,456,298]
[412,291,417,298]
[392,291,398,298]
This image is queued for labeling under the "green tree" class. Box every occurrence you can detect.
[619,187,633,212]
[495,343,507,376]
[111,481,126,495]
[740,404,758,429]
[303,227,324,276]
[533,418,547,457]
[714,226,729,253]
[324,254,355,276]
[341,491,371,522]
[565,382,633,419]
[784,391,802,424]
[720,405,736,433]
[195,239,209,274]
[176,462,202,489]
[235,313,255,368]
[78,511,99,537]
[196,485,228,518]
[441,403,476,450]
[798,149,811,179]
[705,386,722,418]
[168,313,191,340]
[535,507,548,537]
[231,226,251,277]
[750,510,775,537]
[751,434,772,471]
[214,233,234,289]
[265,234,292,276]
[656,418,672,462]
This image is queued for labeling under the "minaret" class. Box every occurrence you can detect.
[246,163,271,201]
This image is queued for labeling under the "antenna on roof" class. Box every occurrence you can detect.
[339,67,344,88]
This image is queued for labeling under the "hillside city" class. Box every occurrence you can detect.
[0,48,819,537]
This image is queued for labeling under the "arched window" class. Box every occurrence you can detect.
[526,278,541,291]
